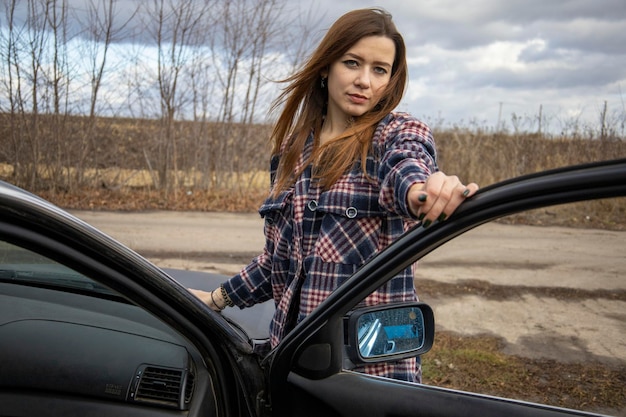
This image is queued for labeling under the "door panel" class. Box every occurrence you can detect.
[286,372,600,417]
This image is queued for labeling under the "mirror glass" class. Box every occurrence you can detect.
[357,306,425,358]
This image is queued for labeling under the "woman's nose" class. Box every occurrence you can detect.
[355,69,371,88]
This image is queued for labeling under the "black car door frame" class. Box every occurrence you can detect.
[0,186,266,417]
[266,159,626,417]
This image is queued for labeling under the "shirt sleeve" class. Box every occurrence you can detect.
[222,154,284,308]
[222,246,274,308]
[377,113,438,218]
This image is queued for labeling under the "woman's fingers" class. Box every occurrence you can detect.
[409,173,479,227]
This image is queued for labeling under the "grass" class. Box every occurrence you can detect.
[423,331,626,414]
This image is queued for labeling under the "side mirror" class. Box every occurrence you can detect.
[345,302,434,365]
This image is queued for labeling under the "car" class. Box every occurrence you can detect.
[0,158,624,417]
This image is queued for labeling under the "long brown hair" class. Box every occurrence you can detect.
[269,7,408,196]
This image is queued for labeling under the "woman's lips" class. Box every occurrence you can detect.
[348,94,368,104]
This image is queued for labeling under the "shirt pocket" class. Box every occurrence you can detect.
[314,182,385,265]
[259,190,293,261]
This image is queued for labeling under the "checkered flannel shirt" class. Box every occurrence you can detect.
[222,112,438,382]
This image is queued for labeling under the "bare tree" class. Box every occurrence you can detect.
[83,0,137,119]
[206,0,303,190]
[170,0,320,192]
[19,0,50,189]
[2,0,76,190]
[0,0,322,195]
[184,41,216,189]
[72,0,139,187]
[141,0,214,191]
[0,0,26,183]
[43,0,74,190]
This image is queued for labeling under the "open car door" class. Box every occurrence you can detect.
[265,159,626,417]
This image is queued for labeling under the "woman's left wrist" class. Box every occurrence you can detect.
[220,285,235,307]
[210,289,227,310]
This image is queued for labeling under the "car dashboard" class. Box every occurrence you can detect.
[0,281,214,417]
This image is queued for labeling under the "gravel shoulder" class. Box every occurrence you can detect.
[71,210,626,366]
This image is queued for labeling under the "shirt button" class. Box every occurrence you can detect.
[307,200,318,211]
[345,207,358,218]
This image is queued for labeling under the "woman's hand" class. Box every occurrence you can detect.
[188,288,227,312]
[408,172,479,227]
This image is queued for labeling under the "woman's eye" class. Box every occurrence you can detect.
[343,59,358,68]
[374,67,388,75]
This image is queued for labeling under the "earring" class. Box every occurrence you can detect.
[321,77,327,89]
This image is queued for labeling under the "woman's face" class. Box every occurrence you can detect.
[325,35,395,122]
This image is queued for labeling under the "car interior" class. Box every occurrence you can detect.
[0,240,217,417]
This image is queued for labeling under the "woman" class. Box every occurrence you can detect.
[189,7,478,382]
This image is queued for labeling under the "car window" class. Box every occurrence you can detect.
[0,240,117,297]
[415,199,625,415]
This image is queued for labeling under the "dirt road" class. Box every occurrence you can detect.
[71,210,626,366]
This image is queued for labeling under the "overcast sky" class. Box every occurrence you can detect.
[3,0,625,136]
[300,0,626,135]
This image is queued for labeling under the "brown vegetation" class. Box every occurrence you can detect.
[1,115,623,230]
[423,331,626,415]
[0,0,311,193]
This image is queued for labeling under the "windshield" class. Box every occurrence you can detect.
[0,241,117,297]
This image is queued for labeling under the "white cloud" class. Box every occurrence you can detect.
[353,0,626,133]
[3,0,624,135]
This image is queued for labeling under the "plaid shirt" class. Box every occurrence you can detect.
[222,112,437,381]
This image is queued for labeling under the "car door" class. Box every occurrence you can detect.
[265,159,626,417]
[0,183,266,417]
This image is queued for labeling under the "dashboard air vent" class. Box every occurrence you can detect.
[131,365,194,409]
